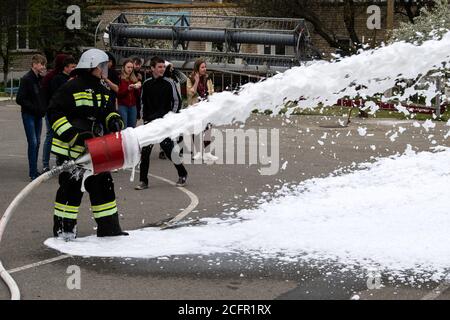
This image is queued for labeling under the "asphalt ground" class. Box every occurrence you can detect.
[0,100,449,300]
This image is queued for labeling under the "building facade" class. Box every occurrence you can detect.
[0,1,416,77]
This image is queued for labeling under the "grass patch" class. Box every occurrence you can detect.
[253,105,449,122]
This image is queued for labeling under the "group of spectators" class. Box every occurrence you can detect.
[16,52,218,186]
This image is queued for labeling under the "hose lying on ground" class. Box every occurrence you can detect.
[0,161,78,300]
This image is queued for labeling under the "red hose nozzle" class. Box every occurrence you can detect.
[85,132,125,174]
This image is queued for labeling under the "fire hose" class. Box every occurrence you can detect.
[0,130,136,300]
[0,160,80,300]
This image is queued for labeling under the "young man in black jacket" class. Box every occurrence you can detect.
[135,56,188,190]
[49,56,77,97]
[16,54,47,180]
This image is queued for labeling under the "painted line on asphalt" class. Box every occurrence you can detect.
[7,255,72,274]
[5,172,199,275]
[149,173,199,224]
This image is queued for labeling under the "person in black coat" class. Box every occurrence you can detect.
[49,56,77,97]
[16,54,47,180]
[135,56,188,190]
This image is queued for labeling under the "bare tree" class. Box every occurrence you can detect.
[343,0,362,49]
[240,0,440,56]
[395,0,437,24]
[240,0,364,55]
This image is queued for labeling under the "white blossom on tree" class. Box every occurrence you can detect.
[391,1,450,104]
[391,0,450,44]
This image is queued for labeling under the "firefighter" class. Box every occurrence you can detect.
[47,48,128,240]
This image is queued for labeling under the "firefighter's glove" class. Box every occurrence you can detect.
[108,117,124,133]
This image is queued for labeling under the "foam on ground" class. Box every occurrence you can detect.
[45,147,450,281]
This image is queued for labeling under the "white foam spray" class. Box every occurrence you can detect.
[124,32,450,160]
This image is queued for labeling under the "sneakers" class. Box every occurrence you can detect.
[192,152,218,162]
[30,171,41,181]
[203,152,218,162]
[192,152,202,161]
[134,181,148,190]
[176,175,187,187]
[42,167,51,173]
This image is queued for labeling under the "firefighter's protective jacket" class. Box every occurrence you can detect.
[47,72,124,159]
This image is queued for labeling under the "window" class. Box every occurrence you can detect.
[337,38,351,48]
[275,44,285,55]
[335,37,352,57]
[10,0,35,51]
[212,42,224,52]
[262,45,286,56]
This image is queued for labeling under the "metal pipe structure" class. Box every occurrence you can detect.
[110,25,299,47]
[94,20,103,48]
[111,46,298,72]
[106,13,317,75]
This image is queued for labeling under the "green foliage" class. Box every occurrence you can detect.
[0,0,22,85]
[27,0,105,63]
[391,0,450,44]
[251,104,449,121]
[0,1,16,50]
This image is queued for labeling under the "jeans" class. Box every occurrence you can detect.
[118,105,137,128]
[21,112,42,179]
[42,115,53,169]
[139,138,187,185]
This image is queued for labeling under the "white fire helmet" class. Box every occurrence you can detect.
[75,48,109,78]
